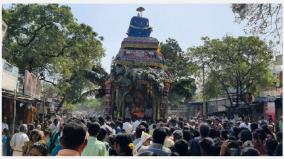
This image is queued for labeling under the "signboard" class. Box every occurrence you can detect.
[264,102,275,122]
[24,70,41,99]
[2,59,19,91]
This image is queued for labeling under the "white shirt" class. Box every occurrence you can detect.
[50,123,60,134]
[132,120,141,131]
[2,122,9,130]
[10,132,29,152]
[123,122,133,134]
[101,124,115,135]
[240,122,249,129]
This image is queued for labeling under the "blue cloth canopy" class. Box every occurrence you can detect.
[127,16,152,37]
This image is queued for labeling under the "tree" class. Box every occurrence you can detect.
[232,4,282,46]
[188,36,276,116]
[160,38,197,106]
[3,4,106,110]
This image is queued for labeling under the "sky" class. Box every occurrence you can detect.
[67,4,247,73]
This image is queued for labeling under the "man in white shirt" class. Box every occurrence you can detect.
[123,117,133,134]
[10,124,29,156]
[50,118,60,135]
[2,117,9,131]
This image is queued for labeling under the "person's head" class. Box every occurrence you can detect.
[199,123,210,138]
[60,119,88,153]
[28,124,35,131]
[241,147,259,156]
[28,142,48,156]
[98,116,105,125]
[135,125,146,139]
[163,127,172,137]
[53,119,59,126]
[97,128,108,141]
[174,139,189,156]
[233,127,241,139]
[221,130,229,140]
[208,128,218,139]
[250,123,258,132]
[125,117,131,123]
[239,129,252,143]
[173,130,183,142]
[113,134,133,156]
[253,129,266,143]
[182,129,192,141]
[87,122,101,137]
[199,138,213,155]
[265,139,278,156]
[2,128,9,136]
[19,124,28,133]
[152,127,167,145]
[192,129,200,138]
[29,129,42,142]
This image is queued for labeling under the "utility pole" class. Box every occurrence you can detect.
[12,81,18,134]
[202,63,207,118]
[43,94,46,127]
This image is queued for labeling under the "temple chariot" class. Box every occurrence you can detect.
[104,7,171,121]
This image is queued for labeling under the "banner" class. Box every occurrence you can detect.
[2,59,19,91]
[24,70,41,99]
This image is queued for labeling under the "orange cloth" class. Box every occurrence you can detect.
[26,106,37,124]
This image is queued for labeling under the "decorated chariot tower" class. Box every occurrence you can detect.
[104,7,171,120]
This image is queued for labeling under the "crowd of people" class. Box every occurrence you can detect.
[2,114,283,156]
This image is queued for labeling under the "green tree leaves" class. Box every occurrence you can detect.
[160,38,197,106]
[3,4,106,109]
[189,36,275,109]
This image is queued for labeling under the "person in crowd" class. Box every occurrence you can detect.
[133,131,152,155]
[133,125,146,146]
[43,128,51,144]
[2,128,11,156]
[2,117,9,131]
[10,124,29,156]
[163,127,174,148]
[274,131,282,156]
[172,130,183,143]
[182,129,193,142]
[23,129,44,155]
[82,122,108,156]
[108,135,117,156]
[27,124,35,137]
[139,127,171,156]
[50,119,60,135]
[250,123,258,133]
[172,139,189,156]
[27,142,48,156]
[115,120,123,134]
[57,119,88,156]
[113,133,133,156]
[48,124,63,156]
[241,147,260,156]
[123,117,133,134]
[98,116,114,135]
[252,129,267,155]
[265,138,278,156]
[97,128,110,151]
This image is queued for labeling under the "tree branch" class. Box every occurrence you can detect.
[39,78,57,86]
[16,22,53,47]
